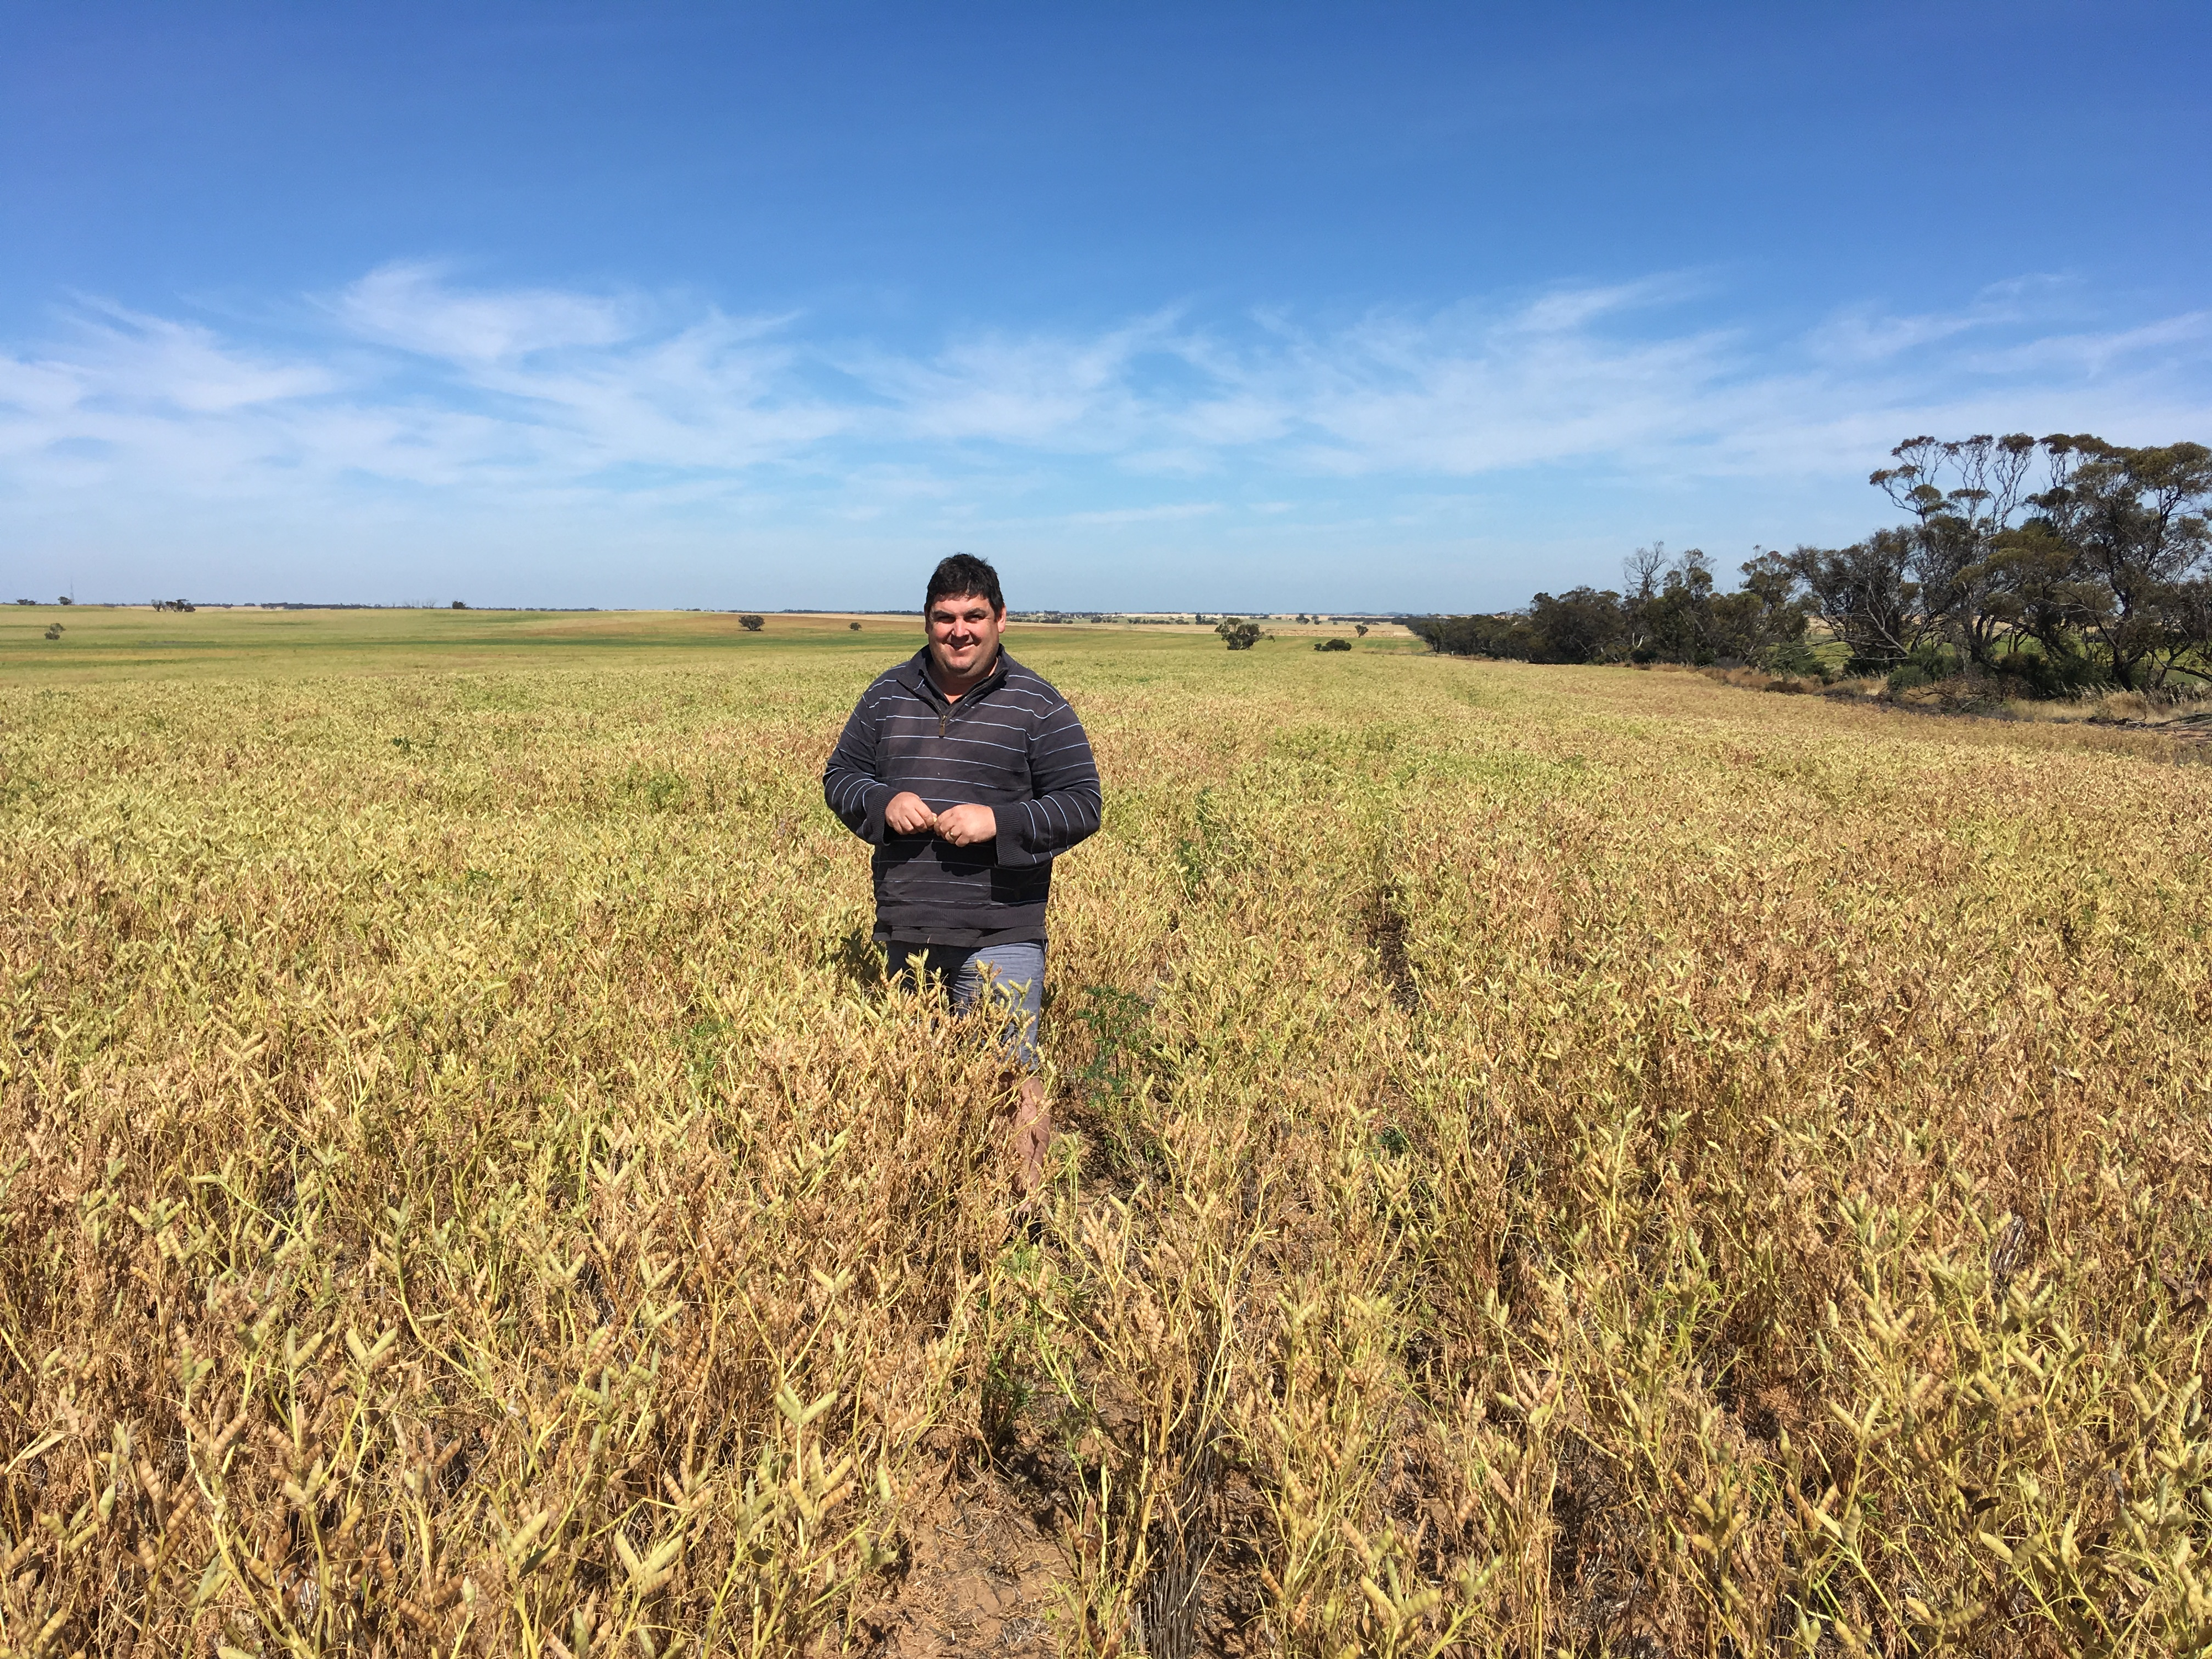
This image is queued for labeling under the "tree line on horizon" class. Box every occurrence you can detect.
[1405,433,2212,695]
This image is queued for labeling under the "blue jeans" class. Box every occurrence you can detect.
[887,940,1045,1071]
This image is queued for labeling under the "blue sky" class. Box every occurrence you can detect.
[4,2,2210,611]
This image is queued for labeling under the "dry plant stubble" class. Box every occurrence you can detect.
[2,629,2209,1656]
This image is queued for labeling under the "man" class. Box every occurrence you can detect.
[822,554,1101,1196]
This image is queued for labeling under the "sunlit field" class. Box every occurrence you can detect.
[3,612,2208,1657]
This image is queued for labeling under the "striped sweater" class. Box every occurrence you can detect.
[822,648,1102,945]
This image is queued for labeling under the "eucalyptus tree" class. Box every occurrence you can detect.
[2030,436,2212,688]
[1781,529,1929,671]
[1870,433,2041,669]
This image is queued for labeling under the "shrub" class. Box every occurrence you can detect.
[451,599,468,609]
[1991,640,2109,699]
[1872,640,1964,694]
[849,620,861,631]
[739,614,765,632]
[1315,637,1352,652]
[1762,639,1829,681]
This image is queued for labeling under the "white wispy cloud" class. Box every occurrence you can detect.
[2,262,2208,531]
[335,261,644,363]
[1962,311,2212,378]
[1061,501,1223,526]
[1802,278,2064,366]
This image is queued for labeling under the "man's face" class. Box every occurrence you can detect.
[925,591,1005,682]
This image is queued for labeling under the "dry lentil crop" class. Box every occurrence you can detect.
[2,619,2209,1657]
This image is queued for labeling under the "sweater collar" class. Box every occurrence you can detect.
[902,645,1013,706]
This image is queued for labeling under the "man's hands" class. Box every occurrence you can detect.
[934,803,997,847]
[884,791,937,836]
[885,792,998,848]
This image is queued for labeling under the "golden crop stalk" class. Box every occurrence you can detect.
[1,637,2208,1657]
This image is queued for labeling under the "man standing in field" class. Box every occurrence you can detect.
[822,554,1101,1197]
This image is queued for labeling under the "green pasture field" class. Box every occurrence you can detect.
[2,606,935,682]
[1,605,1426,685]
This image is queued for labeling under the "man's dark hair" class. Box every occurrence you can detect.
[925,554,1004,613]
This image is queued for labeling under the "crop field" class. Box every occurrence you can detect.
[2,609,2209,1658]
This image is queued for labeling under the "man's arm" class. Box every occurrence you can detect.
[994,698,1102,868]
[822,688,895,843]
